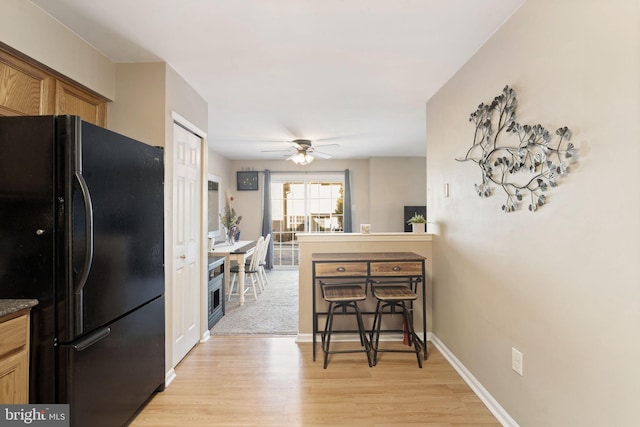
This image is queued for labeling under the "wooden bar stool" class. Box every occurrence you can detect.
[370,279,424,368]
[320,280,373,369]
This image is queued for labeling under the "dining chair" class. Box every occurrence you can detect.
[228,236,264,302]
[238,233,270,291]
[257,233,271,287]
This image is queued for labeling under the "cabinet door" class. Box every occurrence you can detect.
[0,50,55,117]
[0,350,28,404]
[0,313,29,404]
[55,80,107,126]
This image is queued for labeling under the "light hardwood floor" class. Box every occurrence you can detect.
[131,336,500,426]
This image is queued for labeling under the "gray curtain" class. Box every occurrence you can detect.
[261,170,274,269]
[343,169,352,232]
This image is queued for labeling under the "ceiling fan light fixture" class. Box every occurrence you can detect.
[291,151,314,165]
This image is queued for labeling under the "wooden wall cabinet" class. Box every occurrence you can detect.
[0,310,30,404]
[55,80,107,126]
[0,49,55,117]
[0,45,108,127]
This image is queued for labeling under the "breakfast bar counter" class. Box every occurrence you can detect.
[297,232,433,341]
[311,251,427,361]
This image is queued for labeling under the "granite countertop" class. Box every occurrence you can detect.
[0,299,39,318]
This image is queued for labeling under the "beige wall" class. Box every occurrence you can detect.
[369,157,426,232]
[109,63,166,146]
[207,150,232,241]
[164,64,208,145]
[208,149,232,189]
[426,0,640,425]
[1,0,115,99]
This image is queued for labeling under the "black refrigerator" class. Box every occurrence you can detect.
[0,115,165,426]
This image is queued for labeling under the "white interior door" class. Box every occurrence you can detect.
[172,122,202,365]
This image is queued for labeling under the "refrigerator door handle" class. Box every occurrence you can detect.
[73,171,94,335]
[72,327,110,352]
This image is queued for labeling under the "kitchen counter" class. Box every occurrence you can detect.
[0,299,38,318]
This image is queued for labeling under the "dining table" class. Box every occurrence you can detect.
[210,240,256,305]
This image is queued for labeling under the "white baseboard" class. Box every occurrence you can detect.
[164,368,177,388]
[200,330,211,343]
[296,333,313,343]
[429,334,519,427]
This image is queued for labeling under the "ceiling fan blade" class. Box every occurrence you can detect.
[314,143,340,149]
[314,133,362,142]
[313,151,333,159]
[261,148,295,153]
[259,136,339,160]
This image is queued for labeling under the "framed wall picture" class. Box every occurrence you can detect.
[237,171,259,191]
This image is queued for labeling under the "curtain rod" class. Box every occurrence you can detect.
[255,170,347,174]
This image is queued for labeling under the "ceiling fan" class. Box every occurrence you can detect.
[263,139,339,165]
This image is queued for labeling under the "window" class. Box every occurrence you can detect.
[270,174,344,268]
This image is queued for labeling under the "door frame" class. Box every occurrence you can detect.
[270,173,345,268]
[166,111,208,384]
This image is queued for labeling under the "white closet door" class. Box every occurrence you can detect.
[172,122,202,366]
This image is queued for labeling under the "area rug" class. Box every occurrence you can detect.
[210,269,299,335]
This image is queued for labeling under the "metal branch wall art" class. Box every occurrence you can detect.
[457,86,575,212]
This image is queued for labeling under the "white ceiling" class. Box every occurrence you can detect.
[32,0,525,161]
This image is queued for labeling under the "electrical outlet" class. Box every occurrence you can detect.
[512,347,523,376]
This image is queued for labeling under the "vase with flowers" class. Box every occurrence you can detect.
[220,191,242,245]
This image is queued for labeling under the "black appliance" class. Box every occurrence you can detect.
[0,116,165,426]
[207,256,225,329]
